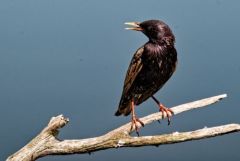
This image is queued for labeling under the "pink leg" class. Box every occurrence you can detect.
[151,96,174,125]
[130,100,144,136]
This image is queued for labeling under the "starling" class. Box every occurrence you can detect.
[115,20,178,135]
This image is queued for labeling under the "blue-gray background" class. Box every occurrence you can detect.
[1,0,239,160]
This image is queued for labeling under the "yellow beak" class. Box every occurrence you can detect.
[124,22,143,31]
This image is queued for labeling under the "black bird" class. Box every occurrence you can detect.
[115,20,178,135]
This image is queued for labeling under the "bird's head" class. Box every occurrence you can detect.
[125,19,175,44]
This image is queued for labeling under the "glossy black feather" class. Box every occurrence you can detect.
[115,20,177,116]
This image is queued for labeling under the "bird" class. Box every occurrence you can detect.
[115,19,178,135]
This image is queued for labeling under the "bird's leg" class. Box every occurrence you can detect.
[151,96,174,125]
[130,100,144,136]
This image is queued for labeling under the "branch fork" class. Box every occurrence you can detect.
[7,94,240,161]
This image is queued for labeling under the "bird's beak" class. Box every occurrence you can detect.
[124,22,143,31]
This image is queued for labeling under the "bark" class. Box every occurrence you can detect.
[7,94,240,161]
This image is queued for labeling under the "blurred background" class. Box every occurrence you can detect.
[0,0,239,160]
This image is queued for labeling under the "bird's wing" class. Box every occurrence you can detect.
[122,47,144,95]
[115,47,144,116]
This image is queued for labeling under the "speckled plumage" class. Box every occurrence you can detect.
[115,20,177,116]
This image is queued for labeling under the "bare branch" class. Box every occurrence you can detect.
[7,94,240,161]
[110,94,228,135]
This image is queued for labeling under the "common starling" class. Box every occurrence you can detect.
[115,20,177,135]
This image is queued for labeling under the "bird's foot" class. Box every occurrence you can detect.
[130,115,144,136]
[159,104,174,125]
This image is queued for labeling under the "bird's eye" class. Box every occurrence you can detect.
[148,26,153,31]
[147,26,156,34]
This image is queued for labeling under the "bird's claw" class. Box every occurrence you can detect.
[130,116,144,136]
[159,104,174,125]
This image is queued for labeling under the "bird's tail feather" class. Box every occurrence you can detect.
[114,102,131,116]
[114,110,122,116]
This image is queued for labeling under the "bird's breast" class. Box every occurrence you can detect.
[141,45,177,85]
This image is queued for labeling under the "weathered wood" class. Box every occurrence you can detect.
[7,94,240,161]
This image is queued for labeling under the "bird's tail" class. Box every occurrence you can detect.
[114,110,122,116]
[114,102,132,116]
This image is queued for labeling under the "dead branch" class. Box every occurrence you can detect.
[6,94,240,161]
